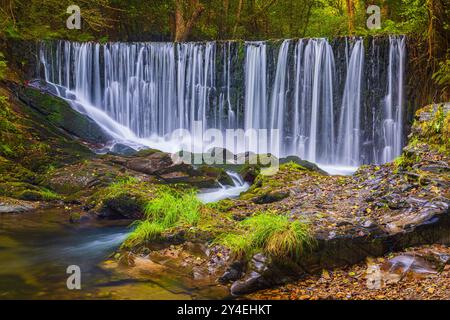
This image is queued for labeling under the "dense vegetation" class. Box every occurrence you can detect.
[0,0,448,101]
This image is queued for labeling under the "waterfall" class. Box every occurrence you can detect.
[291,39,336,163]
[269,40,290,156]
[382,36,406,163]
[39,37,407,167]
[337,38,364,166]
[244,42,267,131]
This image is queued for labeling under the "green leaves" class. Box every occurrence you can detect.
[0,52,7,80]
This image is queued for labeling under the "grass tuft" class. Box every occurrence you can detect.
[123,188,202,248]
[215,211,315,260]
[122,220,165,248]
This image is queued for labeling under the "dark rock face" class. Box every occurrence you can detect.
[230,253,297,296]
[109,143,138,156]
[97,195,146,220]
[17,85,110,144]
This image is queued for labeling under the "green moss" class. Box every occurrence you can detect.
[135,149,161,157]
[206,198,234,212]
[414,104,449,154]
[19,87,108,145]
[239,162,305,201]
[90,176,157,214]
[0,180,61,201]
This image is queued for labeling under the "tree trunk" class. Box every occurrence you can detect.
[232,0,244,38]
[346,0,354,33]
[174,0,205,42]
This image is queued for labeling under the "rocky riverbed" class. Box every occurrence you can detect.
[0,77,448,299]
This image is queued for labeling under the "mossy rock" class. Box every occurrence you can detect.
[18,87,110,144]
[239,164,261,184]
[18,190,44,201]
[0,181,60,201]
[90,178,159,220]
[279,156,328,175]
[197,165,234,186]
[252,191,290,204]
[135,148,161,157]
[0,156,37,184]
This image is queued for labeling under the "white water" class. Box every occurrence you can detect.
[382,36,406,163]
[39,37,406,168]
[197,171,249,203]
[337,39,364,166]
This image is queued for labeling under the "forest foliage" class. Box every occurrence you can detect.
[0,0,448,98]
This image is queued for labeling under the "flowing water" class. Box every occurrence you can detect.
[38,36,407,167]
[197,171,250,204]
[0,172,247,299]
[0,36,409,298]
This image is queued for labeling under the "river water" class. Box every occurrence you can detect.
[0,175,249,299]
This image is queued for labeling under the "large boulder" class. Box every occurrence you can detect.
[17,86,110,144]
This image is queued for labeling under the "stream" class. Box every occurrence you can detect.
[0,173,249,299]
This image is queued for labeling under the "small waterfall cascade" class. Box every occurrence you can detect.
[197,171,250,203]
[39,36,407,167]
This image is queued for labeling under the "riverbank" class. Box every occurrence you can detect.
[246,244,450,300]
[0,74,448,299]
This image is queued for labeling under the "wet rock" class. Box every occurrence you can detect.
[239,164,261,184]
[96,194,146,220]
[69,211,91,223]
[219,261,245,284]
[109,143,138,156]
[366,255,437,289]
[0,197,36,213]
[18,86,110,144]
[230,271,270,296]
[384,200,448,234]
[125,151,174,175]
[229,253,296,296]
[382,193,409,210]
[197,165,234,186]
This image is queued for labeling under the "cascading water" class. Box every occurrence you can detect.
[290,38,335,163]
[337,38,364,166]
[382,36,406,163]
[38,36,407,170]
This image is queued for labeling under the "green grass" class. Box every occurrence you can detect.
[123,220,166,248]
[143,189,201,227]
[215,211,315,261]
[122,189,202,248]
